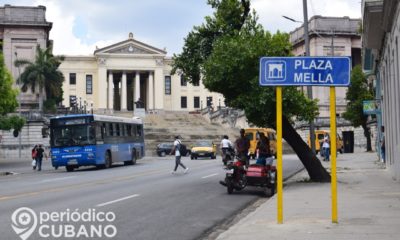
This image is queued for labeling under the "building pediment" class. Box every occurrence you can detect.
[94,33,167,56]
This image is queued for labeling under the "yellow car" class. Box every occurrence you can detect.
[190,140,217,159]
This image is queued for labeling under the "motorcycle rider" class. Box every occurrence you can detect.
[235,129,250,166]
[221,135,233,164]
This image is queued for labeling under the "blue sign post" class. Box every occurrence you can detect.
[259,56,351,224]
[259,57,351,87]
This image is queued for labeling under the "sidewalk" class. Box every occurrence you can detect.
[216,151,400,240]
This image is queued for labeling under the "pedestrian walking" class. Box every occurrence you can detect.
[31,145,38,170]
[36,144,45,171]
[170,136,189,174]
[322,135,330,161]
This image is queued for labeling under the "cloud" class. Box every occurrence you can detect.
[1,0,361,56]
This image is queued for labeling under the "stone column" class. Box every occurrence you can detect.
[121,71,127,111]
[108,71,114,109]
[135,71,140,102]
[148,71,154,110]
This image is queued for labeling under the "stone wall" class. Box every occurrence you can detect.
[0,121,49,160]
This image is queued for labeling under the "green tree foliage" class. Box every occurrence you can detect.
[343,65,374,151]
[173,0,330,181]
[15,45,65,111]
[0,53,25,131]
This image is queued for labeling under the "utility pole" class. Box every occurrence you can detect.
[15,52,22,159]
[303,0,316,154]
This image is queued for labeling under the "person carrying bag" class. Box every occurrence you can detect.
[31,145,38,170]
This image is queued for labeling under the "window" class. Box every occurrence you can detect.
[181,96,187,108]
[206,96,213,107]
[116,124,120,136]
[69,73,76,85]
[86,75,93,94]
[194,96,200,108]
[193,79,200,86]
[108,123,114,136]
[180,75,187,86]
[137,125,142,137]
[127,125,132,136]
[165,76,171,95]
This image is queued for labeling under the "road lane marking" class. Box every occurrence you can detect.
[96,194,140,207]
[0,161,215,202]
[39,176,76,183]
[201,173,218,179]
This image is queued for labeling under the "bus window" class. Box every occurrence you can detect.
[116,124,120,136]
[131,124,137,137]
[123,124,126,136]
[108,123,113,136]
[96,124,103,140]
[137,125,142,137]
[127,125,132,136]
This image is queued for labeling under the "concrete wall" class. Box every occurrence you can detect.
[0,121,49,160]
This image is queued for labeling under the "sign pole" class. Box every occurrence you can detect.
[330,86,338,223]
[276,86,283,224]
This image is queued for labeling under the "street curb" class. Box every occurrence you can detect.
[199,166,305,240]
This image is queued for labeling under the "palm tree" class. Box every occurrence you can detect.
[14,45,64,111]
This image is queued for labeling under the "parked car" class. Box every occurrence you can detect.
[156,142,190,157]
[190,140,217,159]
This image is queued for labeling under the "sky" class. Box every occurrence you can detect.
[1,0,362,56]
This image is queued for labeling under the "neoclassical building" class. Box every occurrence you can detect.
[59,33,224,113]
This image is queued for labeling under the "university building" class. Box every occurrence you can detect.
[58,33,224,114]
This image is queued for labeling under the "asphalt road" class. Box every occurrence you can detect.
[0,155,303,240]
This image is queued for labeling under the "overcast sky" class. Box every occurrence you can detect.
[1,0,362,56]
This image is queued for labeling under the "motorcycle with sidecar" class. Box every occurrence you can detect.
[220,155,277,197]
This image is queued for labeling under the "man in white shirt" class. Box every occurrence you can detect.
[221,135,233,160]
[171,136,189,174]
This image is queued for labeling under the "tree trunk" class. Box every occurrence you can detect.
[282,116,331,182]
[361,121,372,151]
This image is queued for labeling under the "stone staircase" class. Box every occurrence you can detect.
[143,113,239,156]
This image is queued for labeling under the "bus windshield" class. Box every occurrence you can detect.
[51,124,95,147]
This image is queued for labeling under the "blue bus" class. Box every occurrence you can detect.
[49,114,145,172]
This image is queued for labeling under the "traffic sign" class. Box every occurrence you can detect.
[259,56,351,86]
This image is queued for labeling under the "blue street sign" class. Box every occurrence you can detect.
[259,56,351,86]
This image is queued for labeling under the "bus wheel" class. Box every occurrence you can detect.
[66,166,74,172]
[124,150,136,166]
[105,152,112,169]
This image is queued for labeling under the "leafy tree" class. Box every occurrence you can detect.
[14,45,65,111]
[343,65,373,151]
[173,0,330,181]
[0,53,25,131]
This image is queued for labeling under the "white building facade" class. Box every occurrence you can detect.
[59,33,224,113]
[363,0,400,180]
